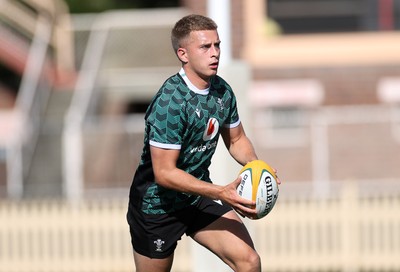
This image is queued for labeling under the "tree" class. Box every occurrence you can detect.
[65,0,179,14]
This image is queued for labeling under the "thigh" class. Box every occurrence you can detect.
[133,250,174,272]
[191,210,257,268]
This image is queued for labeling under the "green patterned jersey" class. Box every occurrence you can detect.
[129,69,240,214]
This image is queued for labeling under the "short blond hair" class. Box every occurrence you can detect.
[171,14,218,53]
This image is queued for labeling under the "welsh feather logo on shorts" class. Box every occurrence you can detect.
[203,118,219,141]
[154,239,165,252]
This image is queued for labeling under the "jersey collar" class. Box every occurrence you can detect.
[179,68,209,95]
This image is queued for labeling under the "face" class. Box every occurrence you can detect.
[178,30,221,88]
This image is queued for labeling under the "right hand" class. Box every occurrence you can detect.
[220,176,258,219]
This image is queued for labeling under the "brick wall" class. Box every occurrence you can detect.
[231,0,245,59]
[180,0,400,106]
[180,0,206,15]
[253,65,400,105]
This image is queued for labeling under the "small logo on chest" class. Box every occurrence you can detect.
[217,98,224,110]
[203,118,219,141]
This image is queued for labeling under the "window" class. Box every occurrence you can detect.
[267,0,400,34]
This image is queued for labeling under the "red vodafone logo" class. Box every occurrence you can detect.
[203,118,219,141]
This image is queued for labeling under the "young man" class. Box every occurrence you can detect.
[127,14,279,272]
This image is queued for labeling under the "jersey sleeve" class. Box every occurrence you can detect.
[224,88,241,129]
[146,90,186,150]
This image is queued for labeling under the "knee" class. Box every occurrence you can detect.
[234,250,261,272]
[248,251,261,271]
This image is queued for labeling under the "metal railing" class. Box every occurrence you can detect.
[5,15,52,198]
[1,0,73,198]
[63,8,185,200]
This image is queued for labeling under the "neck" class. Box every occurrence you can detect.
[182,68,210,89]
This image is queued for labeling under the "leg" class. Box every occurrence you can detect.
[133,250,174,272]
[191,210,261,272]
[127,204,182,272]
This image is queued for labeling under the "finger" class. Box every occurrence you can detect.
[239,198,256,207]
[235,209,245,218]
[272,167,282,185]
[237,209,257,219]
[234,176,242,185]
[232,176,243,191]
[235,203,258,219]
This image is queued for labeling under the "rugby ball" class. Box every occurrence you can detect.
[237,160,279,219]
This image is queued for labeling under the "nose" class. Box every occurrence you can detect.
[211,44,220,57]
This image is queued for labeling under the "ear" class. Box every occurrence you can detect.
[177,48,188,63]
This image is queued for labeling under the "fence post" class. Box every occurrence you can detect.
[341,181,359,272]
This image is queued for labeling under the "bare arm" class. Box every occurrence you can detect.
[150,145,257,217]
[151,146,222,199]
[221,123,258,166]
[222,123,282,185]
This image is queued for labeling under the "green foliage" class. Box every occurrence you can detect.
[64,0,179,14]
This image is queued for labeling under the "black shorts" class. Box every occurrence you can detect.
[127,196,232,258]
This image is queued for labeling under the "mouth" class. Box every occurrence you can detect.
[210,62,219,69]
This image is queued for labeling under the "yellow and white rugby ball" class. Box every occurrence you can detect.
[237,160,279,219]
